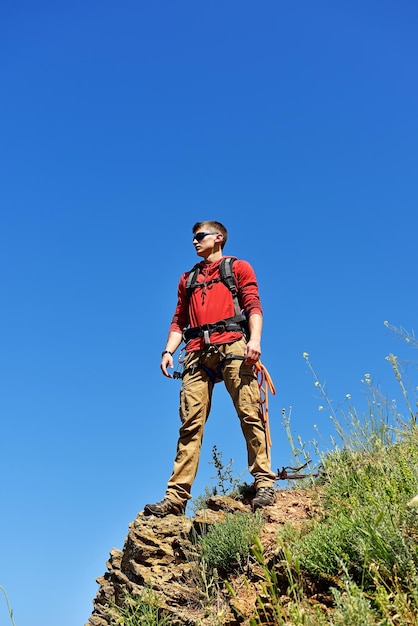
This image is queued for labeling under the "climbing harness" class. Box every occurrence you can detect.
[175,344,245,384]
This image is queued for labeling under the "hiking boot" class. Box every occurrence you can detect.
[143,498,185,517]
[252,486,275,511]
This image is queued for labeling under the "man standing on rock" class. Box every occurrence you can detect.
[144,220,276,517]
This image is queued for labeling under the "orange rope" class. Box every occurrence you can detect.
[254,360,276,447]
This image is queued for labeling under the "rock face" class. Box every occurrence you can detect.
[86,490,315,626]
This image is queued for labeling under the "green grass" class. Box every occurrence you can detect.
[286,431,418,584]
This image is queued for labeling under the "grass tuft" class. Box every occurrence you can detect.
[199,510,265,573]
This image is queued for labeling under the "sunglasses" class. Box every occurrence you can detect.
[193,231,219,242]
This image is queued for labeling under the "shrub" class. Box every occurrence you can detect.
[199,510,264,573]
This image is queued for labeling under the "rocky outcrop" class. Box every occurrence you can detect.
[86,490,316,626]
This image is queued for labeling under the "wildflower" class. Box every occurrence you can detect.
[407,495,418,508]
[314,381,320,387]
[384,320,388,327]
[302,352,309,359]
[346,393,351,399]
[318,405,324,411]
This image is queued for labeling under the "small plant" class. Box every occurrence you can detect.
[199,510,264,573]
[190,485,214,514]
[209,445,244,496]
[0,586,16,626]
[330,573,378,626]
[281,405,319,485]
[191,445,248,513]
[109,588,170,626]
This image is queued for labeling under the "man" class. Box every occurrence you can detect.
[144,221,276,517]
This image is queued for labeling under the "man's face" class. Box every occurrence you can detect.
[192,229,221,258]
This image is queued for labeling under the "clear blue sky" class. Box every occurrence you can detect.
[1,1,417,624]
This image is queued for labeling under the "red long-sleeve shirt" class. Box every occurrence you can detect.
[170,256,263,352]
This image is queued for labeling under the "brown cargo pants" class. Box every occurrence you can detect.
[165,338,276,505]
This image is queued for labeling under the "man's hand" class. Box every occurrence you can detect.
[160,331,182,378]
[244,338,261,365]
[161,352,174,378]
[245,313,262,365]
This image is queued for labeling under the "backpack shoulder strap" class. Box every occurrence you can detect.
[219,256,242,316]
[185,263,201,299]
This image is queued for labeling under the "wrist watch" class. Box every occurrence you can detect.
[161,350,173,357]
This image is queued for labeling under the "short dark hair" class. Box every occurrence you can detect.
[192,221,228,249]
